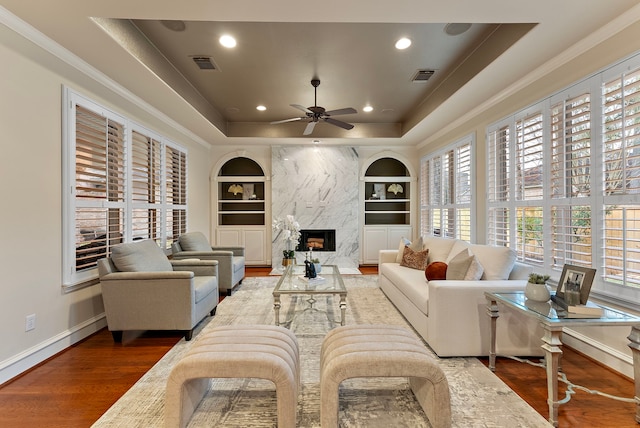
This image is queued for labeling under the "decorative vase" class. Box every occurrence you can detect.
[282,258,295,267]
[525,282,550,302]
[314,263,322,273]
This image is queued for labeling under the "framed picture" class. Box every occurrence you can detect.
[555,264,596,304]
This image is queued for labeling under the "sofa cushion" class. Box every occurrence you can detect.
[400,246,429,270]
[469,244,516,280]
[380,263,429,316]
[445,240,471,263]
[178,232,211,251]
[111,240,172,272]
[423,236,457,264]
[395,237,412,263]
[425,261,448,280]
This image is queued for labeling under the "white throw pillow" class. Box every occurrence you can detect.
[445,248,485,280]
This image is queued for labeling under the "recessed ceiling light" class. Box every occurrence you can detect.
[219,35,237,48]
[363,105,373,113]
[395,38,411,50]
[256,105,266,111]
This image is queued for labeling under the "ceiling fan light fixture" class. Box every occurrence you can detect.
[395,37,412,50]
[219,35,237,48]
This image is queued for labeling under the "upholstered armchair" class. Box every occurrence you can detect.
[172,231,245,295]
[97,239,218,342]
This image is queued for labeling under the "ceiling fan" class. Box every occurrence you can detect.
[270,79,357,135]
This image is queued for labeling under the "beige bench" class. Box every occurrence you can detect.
[320,324,452,428]
[165,324,299,428]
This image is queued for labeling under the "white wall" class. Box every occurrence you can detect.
[0,22,211,384]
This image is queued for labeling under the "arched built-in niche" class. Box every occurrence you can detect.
[213,154,270,265]
[359,152,416,264]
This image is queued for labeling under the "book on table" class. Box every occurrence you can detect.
[551,295,604,318]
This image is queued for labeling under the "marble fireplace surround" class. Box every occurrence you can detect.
[271,146,359,269]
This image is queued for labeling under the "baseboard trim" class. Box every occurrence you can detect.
[563,327,634,379]
[0,314,107,386]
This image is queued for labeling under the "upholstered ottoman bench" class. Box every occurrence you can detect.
[165,324,299,428]
[320,324,452,428]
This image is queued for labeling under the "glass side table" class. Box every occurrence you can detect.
[485,291,640,427]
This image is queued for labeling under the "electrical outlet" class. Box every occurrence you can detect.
[25,314,36,332]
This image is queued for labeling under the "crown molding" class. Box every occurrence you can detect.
[0,6,210,149]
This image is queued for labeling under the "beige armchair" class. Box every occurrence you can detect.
[97,239,218,342]
[172,231,245,295]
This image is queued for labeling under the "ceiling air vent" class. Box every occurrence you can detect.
[191,56,218,71]
[412,69,435,82]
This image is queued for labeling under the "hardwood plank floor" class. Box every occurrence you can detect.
[0,266,635,427]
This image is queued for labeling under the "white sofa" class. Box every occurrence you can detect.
[378,236,544,357]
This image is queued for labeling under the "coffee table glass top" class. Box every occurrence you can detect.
[273,264,346,295]
[489,292,640,325]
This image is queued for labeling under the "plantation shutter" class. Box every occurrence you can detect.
[602,68,640,286]
[456,144,472,241]
[131,130,162,243]
[549,93,593,269]
[487,125,510,246]
[419,158,432,236]
[165,145,187,249]
[422,136,473,240]
[74,106,125,272]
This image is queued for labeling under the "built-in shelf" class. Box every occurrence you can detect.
[215,157,269,264]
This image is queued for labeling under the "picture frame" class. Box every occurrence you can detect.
[555,264,596,305]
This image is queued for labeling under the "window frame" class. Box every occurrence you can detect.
[486,52,640,309]
[62,88,188,288]
[420,134,475,242]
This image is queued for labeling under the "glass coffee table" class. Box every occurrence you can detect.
[273,264,347,327]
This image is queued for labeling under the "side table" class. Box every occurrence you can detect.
[485,291,640,427]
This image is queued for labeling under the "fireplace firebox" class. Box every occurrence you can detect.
[296,229,336,252]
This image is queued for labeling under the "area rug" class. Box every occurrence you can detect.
[92,275,550,427]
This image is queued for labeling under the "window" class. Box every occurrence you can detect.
[486,52,640,306]
[63,89,187,287]
[420,135,474,241]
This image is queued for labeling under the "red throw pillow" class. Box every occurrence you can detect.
[425,261,448,281]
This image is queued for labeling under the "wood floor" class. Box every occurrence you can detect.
[0,266,636,427]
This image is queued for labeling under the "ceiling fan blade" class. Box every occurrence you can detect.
[303,121,317,135]
[270,117,303,124]
[291,104,313,114]
[324,107,357,116]
[324,117,354,130]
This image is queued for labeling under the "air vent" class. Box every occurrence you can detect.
[412,69,435,82]
[191,56,218,71]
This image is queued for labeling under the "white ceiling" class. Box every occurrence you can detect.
[1,0,639,147]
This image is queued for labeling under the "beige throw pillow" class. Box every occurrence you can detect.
[446,249,484,280]
[395,237,412,263]
[400,246,429,270]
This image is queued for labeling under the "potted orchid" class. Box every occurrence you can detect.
[272,215,301,266]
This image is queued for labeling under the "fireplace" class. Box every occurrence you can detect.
[296,229,336,252]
